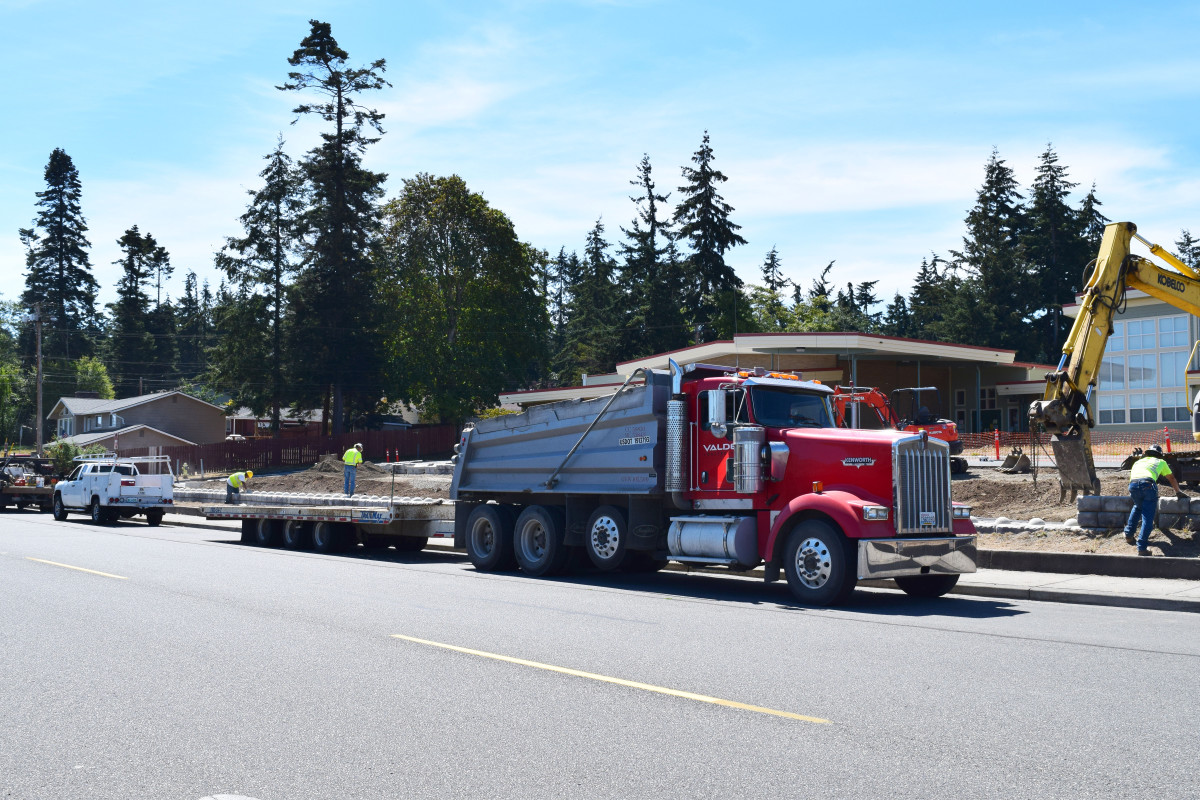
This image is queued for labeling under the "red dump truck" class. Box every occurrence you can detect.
[451,360,976,606]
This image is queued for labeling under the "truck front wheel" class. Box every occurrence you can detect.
[52,495,68,521]
[585,505,628,571]
[514,505,569,577]
[783,520,856,606]
[894,574,959,598]
[465,505,516,572]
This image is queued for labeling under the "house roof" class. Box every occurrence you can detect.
[48,390,226,420]
[56,424,197,448]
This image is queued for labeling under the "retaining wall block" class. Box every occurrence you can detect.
[1076,496,1103,512]
[1097,512,1130,529]
[1100,496,1134,513]
[1076,511,1100,528]
[1158,497,1189,514]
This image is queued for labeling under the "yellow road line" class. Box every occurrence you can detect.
[25,557,128,580]
[390,633,829,724]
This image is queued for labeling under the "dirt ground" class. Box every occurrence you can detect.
[204,457,1200,557]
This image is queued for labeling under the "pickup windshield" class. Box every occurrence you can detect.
[751,388,836,428]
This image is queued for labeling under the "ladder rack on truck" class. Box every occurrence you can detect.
[203,499,454,553]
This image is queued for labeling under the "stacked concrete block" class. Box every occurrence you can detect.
[1076,493,1198,531]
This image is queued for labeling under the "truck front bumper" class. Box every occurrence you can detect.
[856,536,977,580]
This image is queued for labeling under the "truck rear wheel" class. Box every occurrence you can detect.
[514,505,569,577]
[52,494,67,521]
[90,498,107,526]
[782,520,856,606]
[282,520,311,549]
[253,518,282,547]
[894,574,959,598]
[585,505,628,571]
[465,505,516,572]
[145,508,164,527]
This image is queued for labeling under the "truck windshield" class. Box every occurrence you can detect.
[751,388,835,428]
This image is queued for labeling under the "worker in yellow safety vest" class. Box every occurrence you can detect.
[226,470,253,505]
[1123,445,1184,556]
[343,443,364,496]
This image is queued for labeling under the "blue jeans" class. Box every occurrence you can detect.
[1124,480,1158,548]
[225,484,240,504]
[344,464,356,496]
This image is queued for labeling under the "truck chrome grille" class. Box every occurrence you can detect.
[893,437,952,535]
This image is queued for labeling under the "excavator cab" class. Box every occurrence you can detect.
[890,387,947,429]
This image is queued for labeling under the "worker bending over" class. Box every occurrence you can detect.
[343,443,363,496]
[226,470,253,505]
[1123,445,1183,556]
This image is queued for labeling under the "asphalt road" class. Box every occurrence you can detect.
[2,510,1199,800]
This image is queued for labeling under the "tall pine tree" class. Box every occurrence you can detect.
[279,19,388,434]
[620,155,685,357]
[107,226,157,397]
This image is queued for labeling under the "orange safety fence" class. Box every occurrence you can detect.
[959,428,1200,458]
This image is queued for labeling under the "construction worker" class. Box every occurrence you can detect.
[226,470,253,504]
[1123,445,1182,556]
[343,443,364,496]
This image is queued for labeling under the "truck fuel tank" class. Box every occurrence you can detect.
[667,515,759,566]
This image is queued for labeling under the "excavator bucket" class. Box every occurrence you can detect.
[999,449,1020,470]
[1051,433,1100,503]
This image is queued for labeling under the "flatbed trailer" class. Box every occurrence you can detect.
[202,500,455,553]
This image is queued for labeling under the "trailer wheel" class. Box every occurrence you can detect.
[465,505,516,571]
[782,520,856,606]
[240,519,255,543]
[312,521,346,554]
[394,535,428,553]
[514,505,569,577]
[894,574,959,598]
[253,518,282,547]
[52,494,68,521]
[585,505,628,571]
[145,508,164,527]
[282,520,311,549]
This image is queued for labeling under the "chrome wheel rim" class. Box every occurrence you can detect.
[589,516,620,560]
[470,517,496,557]
[795,537,832,589]
[518,519,548,565]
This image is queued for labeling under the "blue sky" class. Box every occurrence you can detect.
[4,0,1200,313]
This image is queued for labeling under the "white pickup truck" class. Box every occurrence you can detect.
[52,455,174,525]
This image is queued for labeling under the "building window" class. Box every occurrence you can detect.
[1161,350,1189,387]
[1129,354,1156,388]
[1099,395,1126,425]
[980,388,996,410]
[1162,391,1189,422]
[1160,315,1188,348]
[1128,319,1155,350]
[1100,357,1124,389]
[1108,321,1125,352]
[954,389,966,407]
[1130,393,1158,423]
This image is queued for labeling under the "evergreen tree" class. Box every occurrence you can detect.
[881,293,911,337]
[749,247,791,331]
[214,138,305,432]
[952,149,1034,357]
[18,148,99,360]
[143,238,178,386]
[556,219,623,384]
[176,271,210,380]
[1176,230,1200,271]
[107,226,156,397]
[761,246,788,294]
[1078,183,1109,252]
[279,19,389,433]
[620,155,686,357]
[674,132,747,338]
[1023,144,1092,356]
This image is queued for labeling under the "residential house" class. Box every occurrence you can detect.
[47,391,228,450]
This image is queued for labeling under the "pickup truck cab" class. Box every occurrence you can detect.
[52,455,174,525]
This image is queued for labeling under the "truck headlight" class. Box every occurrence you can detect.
[952,505,972,519]
[862,505,889,520]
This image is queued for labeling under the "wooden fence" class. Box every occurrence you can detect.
[118,425,458,475]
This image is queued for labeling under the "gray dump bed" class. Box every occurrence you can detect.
[452,375,669,498]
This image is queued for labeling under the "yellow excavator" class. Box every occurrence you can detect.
[1030,221,1200,502]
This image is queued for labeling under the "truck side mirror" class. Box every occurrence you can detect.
[707,389,728,438]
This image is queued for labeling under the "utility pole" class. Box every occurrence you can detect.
[33,303,43,456]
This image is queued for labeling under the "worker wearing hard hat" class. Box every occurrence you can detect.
[226,470,253,504]
[343,443,364,496]
[1123,445,1183,556]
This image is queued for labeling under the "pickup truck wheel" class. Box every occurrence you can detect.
[394,535,428,553]
[145,508,164,527]
[782,520,856,606]
[312,521,346,553]
[514,505,569,577]
[253,518,282,547]
[282,520,312,549]
[90,499,107,525]
[465,505,516,571]
[585,505,628,571]
[52,495,68,521]
[894,574,959,598]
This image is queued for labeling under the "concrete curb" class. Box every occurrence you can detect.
[978,548,1200,580]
